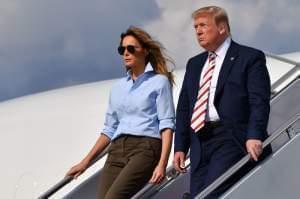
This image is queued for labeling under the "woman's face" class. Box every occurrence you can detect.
[119,35,148,69]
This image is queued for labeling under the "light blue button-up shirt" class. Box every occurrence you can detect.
[102,63,175,141]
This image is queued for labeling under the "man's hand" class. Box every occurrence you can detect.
[246,139,263,161]
[173,152,187,173]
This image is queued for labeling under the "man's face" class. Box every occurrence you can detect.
[193,13,224,51]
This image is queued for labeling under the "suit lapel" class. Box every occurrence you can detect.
[191,52,208,106]
[214,41,239,103]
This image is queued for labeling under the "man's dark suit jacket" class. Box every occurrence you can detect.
[175,40,271,173]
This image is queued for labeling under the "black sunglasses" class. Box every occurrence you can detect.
[118,45,138,55]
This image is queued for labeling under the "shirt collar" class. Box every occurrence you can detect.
[126,62,154,81]
[214,36,231,59]
[144,62,154,73]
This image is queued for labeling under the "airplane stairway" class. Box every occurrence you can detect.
[39,55,300,199]
[220,130,300,199]
[133,76,300,199]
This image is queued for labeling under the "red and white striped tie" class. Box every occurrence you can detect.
[191,52,216,132]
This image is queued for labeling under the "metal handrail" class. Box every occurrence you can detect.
[271,66,300,96]
[134,114,300,199]
[38,147,108,199]
[260,52,300,96]
[264,52,299,65]
[265,52,300,96]
[195,114,300,199]
[265,52,299,66]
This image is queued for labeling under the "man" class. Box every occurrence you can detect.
[173,6,271,198]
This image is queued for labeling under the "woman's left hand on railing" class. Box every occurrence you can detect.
[149,164,166,184]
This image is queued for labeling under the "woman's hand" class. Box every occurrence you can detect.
[66,134,111,179]
[149,128,173,184]
[149,164,166,184]
[66,160,89,179]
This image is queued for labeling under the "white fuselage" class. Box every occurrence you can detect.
[0,52,299,198]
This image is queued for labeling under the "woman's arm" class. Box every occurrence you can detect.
[66,134,110,178]
[149,128,173,184]
[150,77,175,184]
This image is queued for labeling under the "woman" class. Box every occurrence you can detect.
[66,26,175,199]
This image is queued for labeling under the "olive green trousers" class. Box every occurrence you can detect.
[98,135,162,199]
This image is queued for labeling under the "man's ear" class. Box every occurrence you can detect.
[218,23,226,34]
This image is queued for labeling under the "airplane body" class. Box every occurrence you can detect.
[0,52,299,198]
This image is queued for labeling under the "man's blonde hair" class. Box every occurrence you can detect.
[192,6,230,33]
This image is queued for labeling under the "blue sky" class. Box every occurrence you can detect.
[0,0,299,102]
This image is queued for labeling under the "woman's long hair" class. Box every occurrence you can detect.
[120,26,175,86]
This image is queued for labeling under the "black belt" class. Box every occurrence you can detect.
[205,120,223,129]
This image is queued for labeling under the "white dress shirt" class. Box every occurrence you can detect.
[199,37,231,121]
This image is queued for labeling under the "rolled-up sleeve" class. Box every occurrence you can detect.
[102,91,119,139]
[156,78,176,132]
